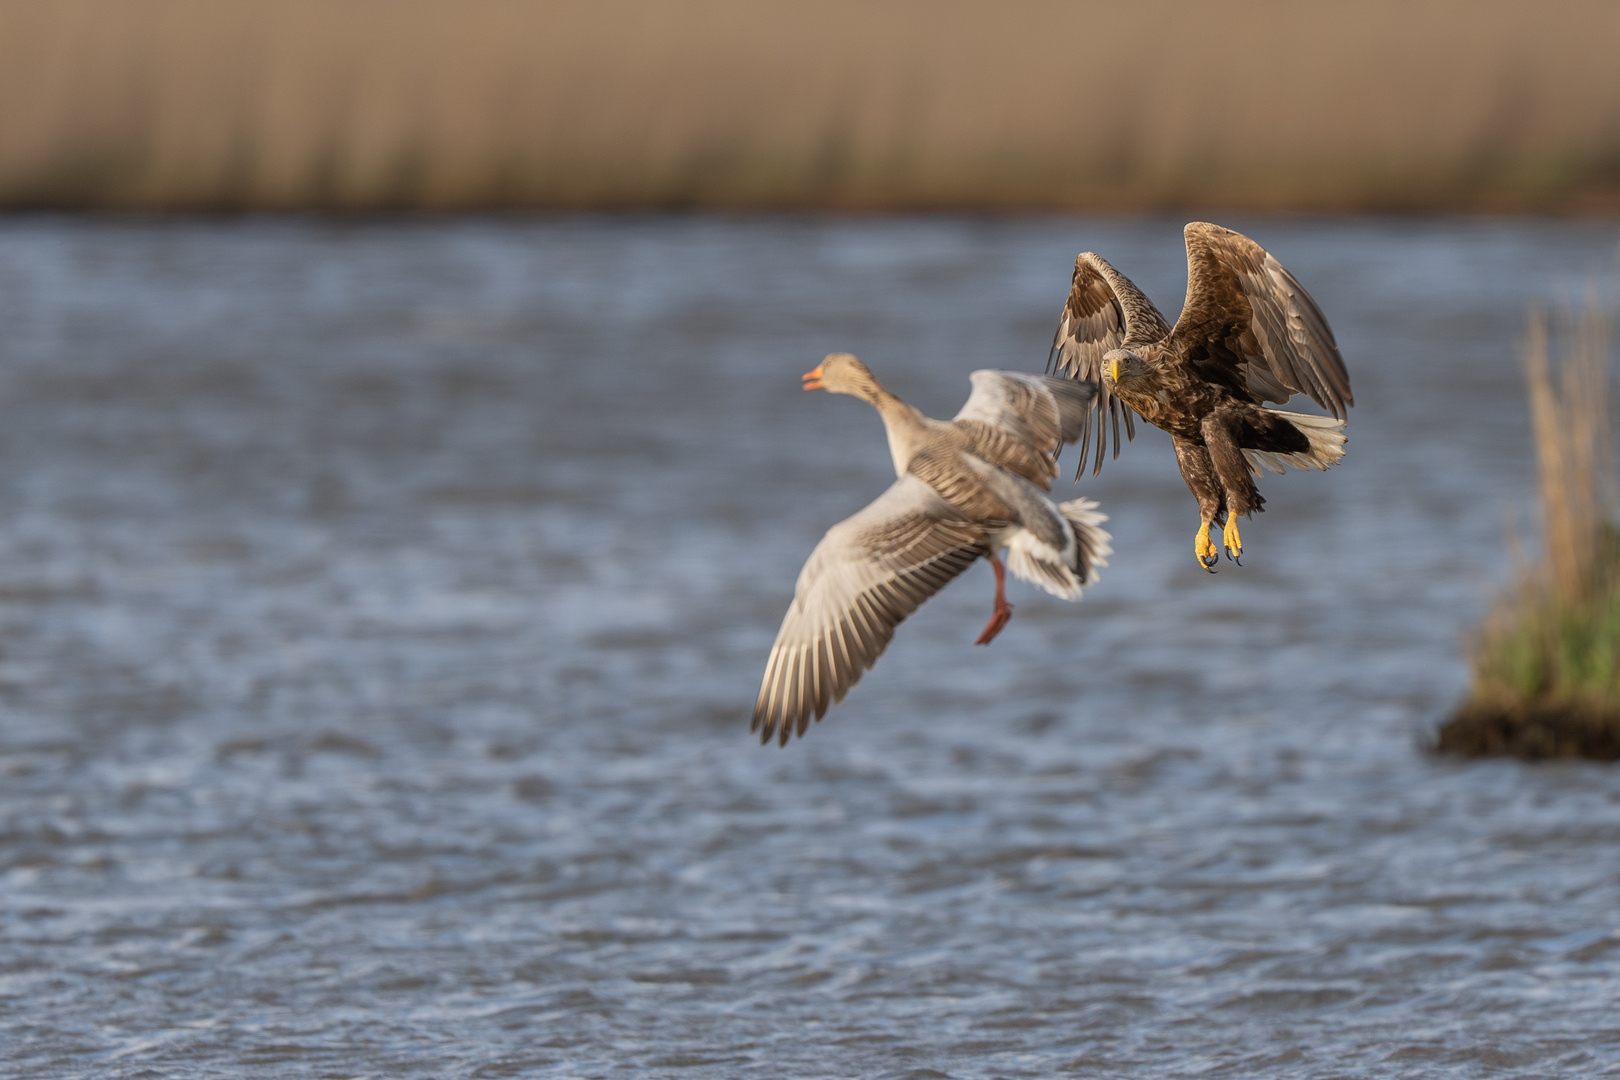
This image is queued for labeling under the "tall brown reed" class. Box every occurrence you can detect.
[2,0,1620,211]
[1525,297,1616,603]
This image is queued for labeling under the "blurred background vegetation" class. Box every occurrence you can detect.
[3,0,1620,212]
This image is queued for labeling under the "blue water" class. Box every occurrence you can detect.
[0,215,1617,1078]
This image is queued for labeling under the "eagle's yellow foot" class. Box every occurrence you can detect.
[1195,522,1219,572]
[1222,515,1243,565]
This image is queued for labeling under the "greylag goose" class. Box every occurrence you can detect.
[1048,222,1351,570]
[752,353,1111,745]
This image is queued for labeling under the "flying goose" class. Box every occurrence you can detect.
[752,353,1111,745]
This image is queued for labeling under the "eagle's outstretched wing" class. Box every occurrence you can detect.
[951,370,1096,488]
[1172,222,1353,418]
[1046,252,1172,476]
[753,475,987,746]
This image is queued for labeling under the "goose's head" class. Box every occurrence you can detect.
[802,352,878,397]
[1103,348,1149,390]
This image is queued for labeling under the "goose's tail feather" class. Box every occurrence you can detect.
[1004,498,1111,600]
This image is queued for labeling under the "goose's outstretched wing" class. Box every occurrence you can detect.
[1046,252,1173,476]
[951,370,1097,488]
[1172,222,1353,418]
[753,475,987,746]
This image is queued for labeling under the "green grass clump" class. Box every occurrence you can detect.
[1442,533,1620,759]
[1439,300,1620,759]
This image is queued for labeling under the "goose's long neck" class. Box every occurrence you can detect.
[857,376,928,477]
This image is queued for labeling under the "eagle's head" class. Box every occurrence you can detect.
[1103,348,1149,390]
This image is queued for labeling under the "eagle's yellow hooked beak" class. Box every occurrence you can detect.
[802,362,825,391]
[1105,357,1121,384]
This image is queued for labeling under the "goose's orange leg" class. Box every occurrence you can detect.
[975,552,1014,645]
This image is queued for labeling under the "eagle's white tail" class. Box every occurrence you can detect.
[1004,498,1111,601]
[1242,410,1347,476]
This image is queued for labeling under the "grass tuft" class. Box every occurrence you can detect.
[1438,293,1620,759]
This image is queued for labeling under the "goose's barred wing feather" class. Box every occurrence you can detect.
[1173,222,1353,418]
[1046,252,1171,476]
[753,475,987,746]
[951,370,1097,487]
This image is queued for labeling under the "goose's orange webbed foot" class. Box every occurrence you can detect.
[975,600,1014,646]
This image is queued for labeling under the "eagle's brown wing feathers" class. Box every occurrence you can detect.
[1172,222,1353,419]
[1046,253,1172,476]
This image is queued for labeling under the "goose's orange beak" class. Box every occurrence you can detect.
[802,363,825,391]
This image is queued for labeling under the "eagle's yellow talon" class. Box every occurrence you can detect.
[1195,522,1219,571]
[1222,515,1243,562]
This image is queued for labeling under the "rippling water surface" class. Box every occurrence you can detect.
[1,215,1618,1078]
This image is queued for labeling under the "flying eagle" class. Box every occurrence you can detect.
[1048,222,1352,569]
[752,354,1111,745]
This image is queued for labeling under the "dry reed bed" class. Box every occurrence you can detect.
[1440,294,1620,759]
[3,0,1620,211]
